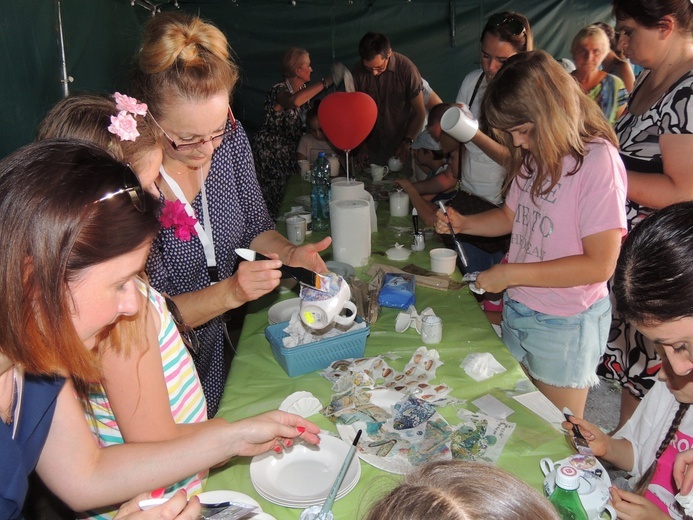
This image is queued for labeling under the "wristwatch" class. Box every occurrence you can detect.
[321,77,329,89]
[402,136,414,145]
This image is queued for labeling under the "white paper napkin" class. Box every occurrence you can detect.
[278,391,322,418]
[461,352,506,382]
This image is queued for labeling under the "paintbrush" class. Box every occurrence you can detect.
[563,407,596,458]
[436,201,469,270]
[235,248,330,292]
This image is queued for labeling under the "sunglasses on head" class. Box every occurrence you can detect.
[94,164,146,212]
[163,294,200,356]
[486,13,526,37]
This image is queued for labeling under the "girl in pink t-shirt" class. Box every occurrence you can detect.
[435,50,627,417]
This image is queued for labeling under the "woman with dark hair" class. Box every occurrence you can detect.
[566,201,693,519]
[598,0,693,431]
[594,21,636,91]
[253,47,335,219]
[0,140,320,519]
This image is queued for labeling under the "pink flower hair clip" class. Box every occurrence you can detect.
[160,199,198,242]
[108,92,148,142]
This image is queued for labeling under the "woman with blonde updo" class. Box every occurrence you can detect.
[571,25,628,124]
[131,12,330,417]
[253,47,334,219]
[363,460,559,520]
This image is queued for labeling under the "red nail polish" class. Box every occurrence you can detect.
[297,426,306,434]
[285,439,293,447]
[152,488,166,498]
[274,445,282,453]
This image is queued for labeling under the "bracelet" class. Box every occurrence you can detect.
[321,77,328,89]
[402,136,414,145]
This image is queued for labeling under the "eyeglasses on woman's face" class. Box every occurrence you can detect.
[150,107,237,152]
[485,13,526,37]
[94,164,146,212]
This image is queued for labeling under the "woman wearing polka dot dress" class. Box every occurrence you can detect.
[132,12,330,417]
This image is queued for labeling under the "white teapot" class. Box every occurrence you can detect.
[540,455,617,519]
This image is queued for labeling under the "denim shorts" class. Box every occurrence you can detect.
[501,295,611,388]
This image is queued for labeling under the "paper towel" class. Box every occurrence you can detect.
[330,199,371,266]
[331,180,377,232]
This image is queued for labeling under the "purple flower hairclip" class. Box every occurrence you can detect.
[108,92,148,142]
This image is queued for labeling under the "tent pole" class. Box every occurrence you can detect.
[56,0,71,97]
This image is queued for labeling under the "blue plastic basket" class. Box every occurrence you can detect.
[265,317,370,377]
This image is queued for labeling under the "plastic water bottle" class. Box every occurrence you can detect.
[548,465,589,520]
[310,152,331,231]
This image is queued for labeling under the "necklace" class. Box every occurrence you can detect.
[0,368,16,425]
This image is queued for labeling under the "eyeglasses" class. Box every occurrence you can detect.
[95,164,146,212]
[485,13,526,37]
[163,294,200,355]
[363,55,390,74]
[150,107,237,151]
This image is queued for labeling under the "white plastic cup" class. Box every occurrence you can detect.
[430,248,457,275]
[328,155,340,177]
[421,315,443,344]
[298,160,311,181]
[389,191,410,217]
[286,216,307,245]
[440,105,479,143]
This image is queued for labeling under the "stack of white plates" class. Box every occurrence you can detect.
[249,433,361,508]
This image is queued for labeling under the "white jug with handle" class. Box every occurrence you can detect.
[540,455,617,519]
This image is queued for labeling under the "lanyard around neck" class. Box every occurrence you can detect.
[159,165,219,283]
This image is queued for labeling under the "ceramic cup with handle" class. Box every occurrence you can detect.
[540,456,616,520]
[370,164,389,182]
[299,273,357,330]
[440,104,479,143]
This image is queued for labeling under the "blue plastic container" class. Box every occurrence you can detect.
[265,317,370,377]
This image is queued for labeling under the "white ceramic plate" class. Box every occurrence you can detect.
[267,298,301,325]
[295,195,311,209]
[197,490,261,510]
[252,477,358,508]
[325,260,355,280]
[249,433,361,506]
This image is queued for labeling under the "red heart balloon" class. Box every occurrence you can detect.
[318,92,378,152]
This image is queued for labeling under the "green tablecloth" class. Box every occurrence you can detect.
[206,175,572,519]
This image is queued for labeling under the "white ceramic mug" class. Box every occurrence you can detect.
[327,155,341,177]
[388,156,403,172]
[370,164,389,182]
[440,105,479,143]
[540,457,616,520]
[299,273,357,330]
[297,160,311,181]
[389,191,410,217]
[297,210,312,235]
[285,215,306,245]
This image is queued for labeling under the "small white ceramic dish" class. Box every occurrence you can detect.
[385,245,411,261]
[267,298,301,325]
